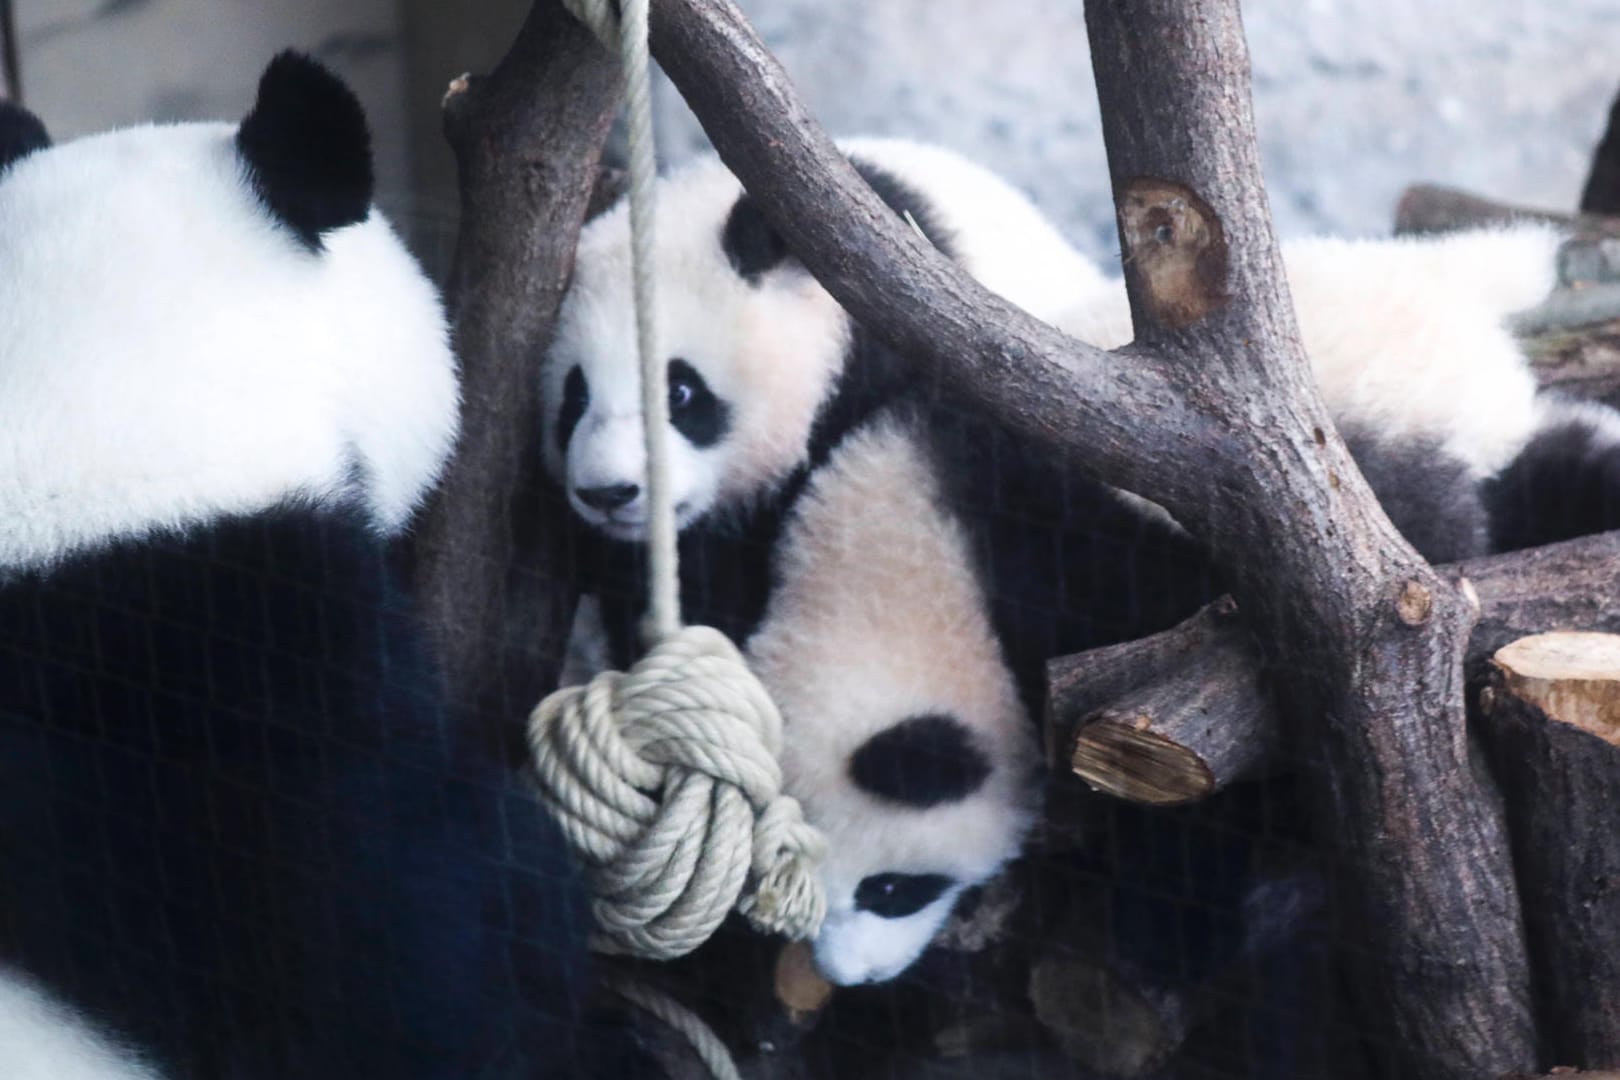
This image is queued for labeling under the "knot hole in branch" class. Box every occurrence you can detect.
[1119,178,1230,330]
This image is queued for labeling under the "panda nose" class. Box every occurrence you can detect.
[576,483,641,511]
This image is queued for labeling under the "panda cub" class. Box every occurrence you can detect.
[0,54,602,1079]
[545,137,1108,662]
[745,410,1044,986]
[1054,224,1620,558]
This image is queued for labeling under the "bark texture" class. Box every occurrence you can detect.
[406,1,619,755]
[1050,531,1620,805]
[1050,599,1278,804]
[1478,639,1620,1070]
[642,1,1534,1072]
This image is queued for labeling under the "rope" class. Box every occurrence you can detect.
[529,627,826,958]
[603,973,744,1080]
[526,0,828,963]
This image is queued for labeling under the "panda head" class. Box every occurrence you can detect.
[0,51,457,571]
[746,417,1042,985]
[542,156,851,540]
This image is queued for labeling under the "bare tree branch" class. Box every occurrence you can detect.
[644,0,1533,1073]
[1051,531,1620,804]
[406,0,619,756]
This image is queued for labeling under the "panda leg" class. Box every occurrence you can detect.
[1484,396,1620,553]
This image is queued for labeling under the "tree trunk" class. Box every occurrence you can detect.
[1478,634,1620,1070]
[405,0,619,759]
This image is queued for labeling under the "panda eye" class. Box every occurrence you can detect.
[854,873,954,919]
[669,378,694,412]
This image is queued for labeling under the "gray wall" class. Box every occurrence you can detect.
[12,0,411,211]
[9,1,1620,269]
[651,0,1620,263]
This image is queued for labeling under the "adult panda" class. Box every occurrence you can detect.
[0,54,613,1079]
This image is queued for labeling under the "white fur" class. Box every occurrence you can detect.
[1054,225,1561,478]
[543,138,1101,539]
[0,969,164,1079]
[746,417,1040,985]
[0,122,459,571]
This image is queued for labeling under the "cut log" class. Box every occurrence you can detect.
[1477,633,1620,1070]
[1049,532,1620,806]
[772,941,832,1026]
[1050,599,1277,805]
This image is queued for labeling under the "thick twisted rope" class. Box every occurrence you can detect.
[527,0,827,964]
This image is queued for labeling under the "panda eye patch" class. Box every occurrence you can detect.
[556,365,588,455]
[854,873,954,919]
[666,358,731,449]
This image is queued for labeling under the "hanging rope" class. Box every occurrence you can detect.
[527,0,827,963]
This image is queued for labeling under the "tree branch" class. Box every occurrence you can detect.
[1050,531,1620,803]
[406,0,619,756]
[645,0,1532,1072]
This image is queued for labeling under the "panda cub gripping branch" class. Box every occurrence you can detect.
[0,53,615,1079]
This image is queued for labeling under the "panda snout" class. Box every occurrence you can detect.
[575,483,641,512]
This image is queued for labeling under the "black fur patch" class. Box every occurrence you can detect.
[719,152,955,284]
[1339,426,1490,564]
[668,357,731,449]
[0,102,50,173]
[557,365,589,455]
[854,872,955,919]
[0,507,595,1074]
[849,713,991,808]
[1483,409,1620,552]
[721,192,790,282]
[848,155,956,258]
[236,50,373,251]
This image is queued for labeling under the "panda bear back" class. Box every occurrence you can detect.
[0,120,457,572]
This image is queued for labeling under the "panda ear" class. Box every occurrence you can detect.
[0,102,51,173]
[722,191,796,282]
[236,50,373,251]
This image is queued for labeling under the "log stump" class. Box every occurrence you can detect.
[1478,632,1620,1070]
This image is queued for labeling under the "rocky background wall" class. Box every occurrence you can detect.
[11,0,1620,267]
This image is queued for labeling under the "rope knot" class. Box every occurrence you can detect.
[528,625,826,959]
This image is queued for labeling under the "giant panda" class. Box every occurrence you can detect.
[543,137,1112,665]
[0,53,611,1079]
[1052,224,1620,558]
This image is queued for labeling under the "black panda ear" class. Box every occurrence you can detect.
[849,713,992,808]
[236,50,373,251]
[722,191,794,282]
[0,102,51,174]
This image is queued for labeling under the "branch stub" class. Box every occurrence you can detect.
[1118,178,1230,330]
